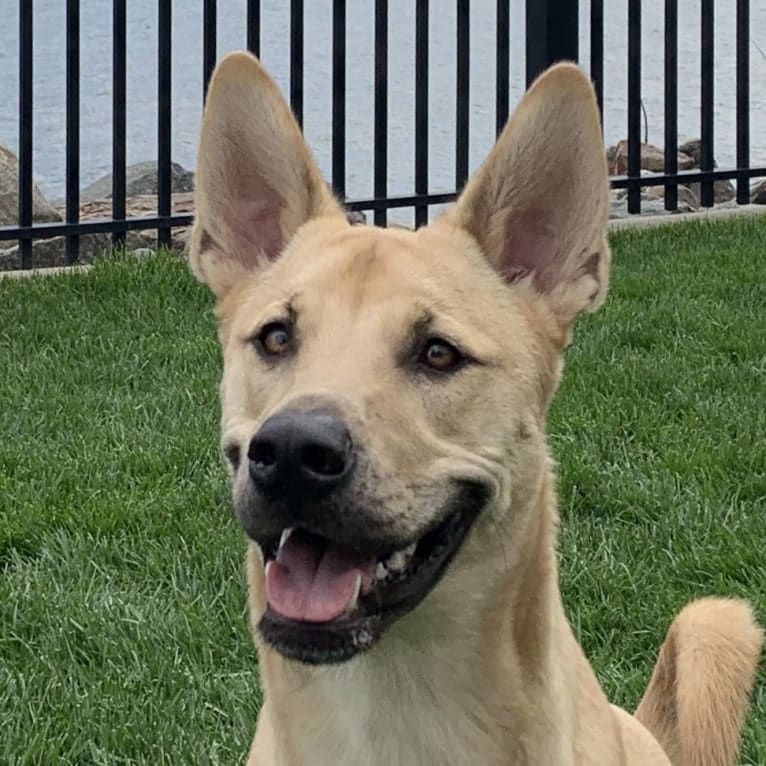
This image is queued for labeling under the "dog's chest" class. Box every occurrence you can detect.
[282,664,512,766]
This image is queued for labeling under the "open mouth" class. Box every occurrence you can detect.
[257,501,483,665]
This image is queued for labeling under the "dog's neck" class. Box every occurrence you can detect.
[253,467,580,765]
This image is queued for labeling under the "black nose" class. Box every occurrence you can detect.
[248,409,353,503]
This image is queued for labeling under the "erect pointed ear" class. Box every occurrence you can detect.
[189,51,345,299]
[445,63,610,328]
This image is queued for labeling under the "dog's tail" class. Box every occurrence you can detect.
[635,598,763,766]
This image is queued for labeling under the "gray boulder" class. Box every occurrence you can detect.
[0,233,111,271]
[609,186,697,219]
[0,143,62,228]
[750,179,766,205]
[679,138,736,203]
[607,140,695,176]
[80,160,194,201]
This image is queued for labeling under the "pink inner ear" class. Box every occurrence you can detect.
[226,199,284,266]
[499,208,564,293]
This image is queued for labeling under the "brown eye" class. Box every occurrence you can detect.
[420,338,463,372]
[258,322,292,357]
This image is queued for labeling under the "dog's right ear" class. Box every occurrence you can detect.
[189,52,345,300]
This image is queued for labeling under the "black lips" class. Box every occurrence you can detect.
[257,480,490,665]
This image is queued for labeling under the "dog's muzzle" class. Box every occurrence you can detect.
[238,407,491,665]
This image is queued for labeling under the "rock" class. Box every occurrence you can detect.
[75,191,195,252]
[607,140,695,176]
[0,233,111,270]
[606,138,735,203]
[609,188,697,219]
[678,139,703,165]
[677,138,736,203]
[689,178,735,204]
[1,192,193,270]
[750,180,766,204]
[75,191,196,220]
[610,171,698,210]
[80,160,195,201]
[642,181,699,210]
[346,210,367,225]
[1,190,372,270]
[0,143,63,231]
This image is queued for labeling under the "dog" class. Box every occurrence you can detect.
[188,51,763,765]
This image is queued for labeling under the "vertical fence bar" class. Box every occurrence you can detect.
[415,0,429,227]
[526,0,579,87]
[290,0,304,128]
[700,0,714,207]
[158,0,172,247]
[664,0,678,210]
[373,0,388,226]
[203,0,217,101]
[456,0,469,190]
[247,0,260,56]
[18,0,33,269]
[736,0,749,205]
[495,0,509,135]
[66,0,80,263]
[332,0,346,198]
[627,0,642,214]
[590,0,603,124]
[113,0,127,247]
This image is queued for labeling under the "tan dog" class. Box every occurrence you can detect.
[189,52,763,765]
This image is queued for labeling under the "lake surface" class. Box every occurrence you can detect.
[1,0,765,223]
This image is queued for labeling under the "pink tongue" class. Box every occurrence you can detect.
[266,531,375,623]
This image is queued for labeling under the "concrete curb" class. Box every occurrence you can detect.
[0,263,93,280]
[2,205,765,281]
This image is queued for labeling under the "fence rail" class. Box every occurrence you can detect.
[1,0,764,270]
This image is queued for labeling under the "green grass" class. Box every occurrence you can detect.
[1,218,764,763]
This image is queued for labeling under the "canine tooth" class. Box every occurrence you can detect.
[375,562,388,581]
[386,551,407,572]
[402,542,417,558]
[347,574,362,612]
[279,528,294,549]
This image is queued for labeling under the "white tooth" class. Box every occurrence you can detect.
[403,542,417,558]
[265,560,274,577]
[375,562,388,581]
[279,528,294,549]
[386,551,407,572]
[347,574,362,612]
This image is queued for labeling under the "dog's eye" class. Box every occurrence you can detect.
[257,321,292,357]
[419,338,463,373]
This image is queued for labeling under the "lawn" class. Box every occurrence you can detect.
[1,218,764,764]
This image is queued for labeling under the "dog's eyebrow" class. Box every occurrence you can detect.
[239,296,299,343]
[264,294,298,325]
[406,305,495,367]
[411,309,436,336]
[284,295,299,321]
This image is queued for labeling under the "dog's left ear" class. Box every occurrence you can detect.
[189,52,345,300]
[446,63,610,328]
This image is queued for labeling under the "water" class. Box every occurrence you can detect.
[1,0,765,223]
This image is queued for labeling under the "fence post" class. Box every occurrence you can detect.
[526,0,579,87]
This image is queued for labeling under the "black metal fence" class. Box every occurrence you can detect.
[1,0,764,270]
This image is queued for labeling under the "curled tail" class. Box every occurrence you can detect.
[635,598,763,766]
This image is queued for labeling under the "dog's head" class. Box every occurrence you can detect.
[190,53,609,664]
